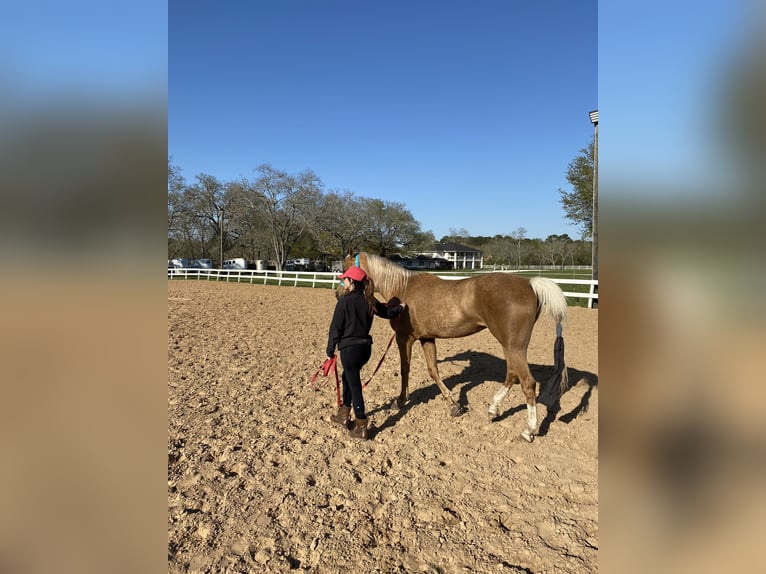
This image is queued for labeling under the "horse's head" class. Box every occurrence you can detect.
[335,250,366,300]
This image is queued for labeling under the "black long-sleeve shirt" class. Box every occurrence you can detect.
[326,289,403,357]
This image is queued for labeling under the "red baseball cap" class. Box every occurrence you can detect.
[338,266,367,282]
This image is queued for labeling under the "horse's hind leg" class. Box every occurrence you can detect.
[488,369,518,420]
[513,355,539,443]
[420,338,465,417]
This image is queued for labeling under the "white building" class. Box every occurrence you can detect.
[414,243,483,270]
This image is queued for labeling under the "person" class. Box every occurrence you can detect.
[325,265,406,439]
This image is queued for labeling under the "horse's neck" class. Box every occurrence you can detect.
[376,283,401,302]
[363,254,408,302]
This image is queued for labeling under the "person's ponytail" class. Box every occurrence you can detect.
[363,278,377,316]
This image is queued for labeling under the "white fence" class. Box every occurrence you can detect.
[168,267,340,289]
[168,268,599,308]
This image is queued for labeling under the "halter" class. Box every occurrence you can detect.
[338,253,362,286]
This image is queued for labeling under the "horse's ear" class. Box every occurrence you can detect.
[347,246,354,258]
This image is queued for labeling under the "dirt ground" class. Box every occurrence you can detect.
[168,280,598,573]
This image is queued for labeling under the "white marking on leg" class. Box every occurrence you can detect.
[526,403,538,434]
[488,386,509,418]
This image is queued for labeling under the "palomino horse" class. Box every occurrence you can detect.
[339,251,569,442]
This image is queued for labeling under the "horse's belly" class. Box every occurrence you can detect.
[415,318,485,339]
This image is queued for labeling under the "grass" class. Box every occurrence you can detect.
[513,270,595,308]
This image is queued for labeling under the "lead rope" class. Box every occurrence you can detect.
[310,355,341,406]
[363,315,400,389]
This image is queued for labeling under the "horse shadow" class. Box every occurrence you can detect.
[368,350,598,438]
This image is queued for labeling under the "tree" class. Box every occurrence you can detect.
[359,198,421,257]
[443,228,471,244]
[558,139,595,238]
[167,158,188,257]
[248,164,323,270]
[226,178,272,264]
[404,229,436,252]
[168,157,184,228]
[312,190,369,260]
[185,173,229,266]
[539,234,574,267]
[510,227,527,268]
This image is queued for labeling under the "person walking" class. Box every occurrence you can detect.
[325,265,406,439]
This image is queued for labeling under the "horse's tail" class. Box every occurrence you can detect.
[530,277,570,401]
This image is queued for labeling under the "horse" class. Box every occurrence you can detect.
[338,251,569,442]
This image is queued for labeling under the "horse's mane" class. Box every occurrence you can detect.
[363,253,414,299]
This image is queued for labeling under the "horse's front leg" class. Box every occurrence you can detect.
[420,338,465,417]
[395,336,414,409]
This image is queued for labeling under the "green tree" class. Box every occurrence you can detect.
[312,190,369,260]
[558,139,595,238]
[359,198,422,257]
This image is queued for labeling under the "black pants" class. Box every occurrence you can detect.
[340,343,372,420]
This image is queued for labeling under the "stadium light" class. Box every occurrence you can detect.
[589,109,598,305]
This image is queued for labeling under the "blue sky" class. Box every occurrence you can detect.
[599,1,752,199]
[169,1,597,241]
[1,1,166,102]
[2,1,753,240]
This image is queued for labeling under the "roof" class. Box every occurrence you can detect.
[429,242,482,253]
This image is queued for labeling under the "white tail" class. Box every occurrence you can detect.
[530,277,568,325]
[530,277,569,394]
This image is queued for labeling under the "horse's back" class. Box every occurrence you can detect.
[403,273,537,339]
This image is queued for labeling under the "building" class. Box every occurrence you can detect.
[414,243,483,270]
[389,253,452,270]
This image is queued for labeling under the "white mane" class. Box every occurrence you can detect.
[362,253,414,300]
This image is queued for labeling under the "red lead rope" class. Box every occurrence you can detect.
[310,355,341,406]
[363,315,400,389]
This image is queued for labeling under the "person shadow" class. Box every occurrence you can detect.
[368,350,598,438]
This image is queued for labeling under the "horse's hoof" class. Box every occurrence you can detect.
[520,429,535,443]
[450,404,466,417]
[393,398,406,410]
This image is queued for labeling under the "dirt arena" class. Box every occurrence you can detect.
[168,280,598,573]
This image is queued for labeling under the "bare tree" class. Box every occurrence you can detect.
[183,173,229,266]
[510,227,527,268]
[249,164,323,270]
[540,234,573,268]
[226,179,271,264]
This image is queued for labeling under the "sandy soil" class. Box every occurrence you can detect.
[168,280,598,573]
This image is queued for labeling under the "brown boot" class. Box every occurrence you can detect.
[330,405,351,428]
[349,418,369,440]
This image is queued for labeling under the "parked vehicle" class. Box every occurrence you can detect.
[168,258,189,269]
[223,258,247,269]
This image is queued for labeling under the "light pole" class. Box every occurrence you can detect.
[589,109,598,284]
[219,205,224,269]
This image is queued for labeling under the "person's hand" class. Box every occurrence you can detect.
[400,302,407,310]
